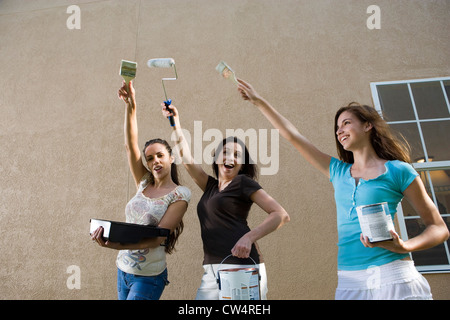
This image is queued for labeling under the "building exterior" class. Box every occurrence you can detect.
[0,0,448,300]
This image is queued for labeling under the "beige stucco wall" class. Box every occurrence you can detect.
[0,0,448,300]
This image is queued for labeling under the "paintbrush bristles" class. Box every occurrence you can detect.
[216,61,238,84]
[120,60,137,83]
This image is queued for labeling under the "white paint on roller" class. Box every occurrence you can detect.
[147,58,175,68]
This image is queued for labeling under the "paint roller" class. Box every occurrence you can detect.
[216,61,238,85]
[147,58,178,127]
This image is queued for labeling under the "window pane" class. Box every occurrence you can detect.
[389,123,424,162]
[377,84,415,121]
[431,169,450,215]
[402,169,450,216]
[420,120,450,161]
[406,219,449,266]
[374,79,450,272]
[444,80,450,102]
[410,81,450,119]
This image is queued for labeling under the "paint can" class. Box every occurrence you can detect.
[216,255,260,300]
[356,202,394,242]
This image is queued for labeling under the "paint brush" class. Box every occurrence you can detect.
[216,61,238,85]
[119,60,137,92]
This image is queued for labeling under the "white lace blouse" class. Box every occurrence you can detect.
[116,173,191,276]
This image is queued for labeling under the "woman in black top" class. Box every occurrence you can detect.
[163,105,290,300]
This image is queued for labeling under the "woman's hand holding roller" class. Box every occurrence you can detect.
[162,103,180,127]
[161,103,196,167]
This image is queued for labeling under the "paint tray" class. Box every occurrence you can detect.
[90,218,170,244]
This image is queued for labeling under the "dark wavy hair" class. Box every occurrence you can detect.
[143,138,183,254]
[334,102,411,164]
[212,136,258,180]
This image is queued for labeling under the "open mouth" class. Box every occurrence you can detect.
[340,135,349,143]
[224,163,235,170]
[153,165,163,173]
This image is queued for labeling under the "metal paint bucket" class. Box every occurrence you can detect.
[216,255,260,300]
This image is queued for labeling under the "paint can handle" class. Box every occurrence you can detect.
[219,254,258,267]
[216,254,260,286]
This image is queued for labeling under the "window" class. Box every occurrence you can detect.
[371,77,450,273]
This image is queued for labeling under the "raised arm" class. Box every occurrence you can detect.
[118,81,148,188]
[237,79,332,178]
[162,104,209,191]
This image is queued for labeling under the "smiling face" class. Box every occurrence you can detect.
[336,111,372,151]
[144,143,174,180]
[216,142,243,179]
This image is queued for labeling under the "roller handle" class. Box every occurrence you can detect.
[164,99,175,127]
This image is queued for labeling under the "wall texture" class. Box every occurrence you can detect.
[0,0,449,300]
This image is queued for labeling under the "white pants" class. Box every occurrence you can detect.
[195,263,268,300]
[335,259,432,300]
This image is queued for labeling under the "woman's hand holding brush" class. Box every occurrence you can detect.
[237,78,263,105]
[118,80,136,109]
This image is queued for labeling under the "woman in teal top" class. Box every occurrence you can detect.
[237,78,449,299]
[330,157,415,270]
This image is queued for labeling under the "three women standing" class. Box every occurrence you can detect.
[93,72,448,300]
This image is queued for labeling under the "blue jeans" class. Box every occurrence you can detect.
[117,268,169,300]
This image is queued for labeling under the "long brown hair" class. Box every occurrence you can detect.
[143,138,183,254]
[334,102,411,164]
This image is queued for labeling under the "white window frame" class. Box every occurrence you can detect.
[370,76,450,273]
